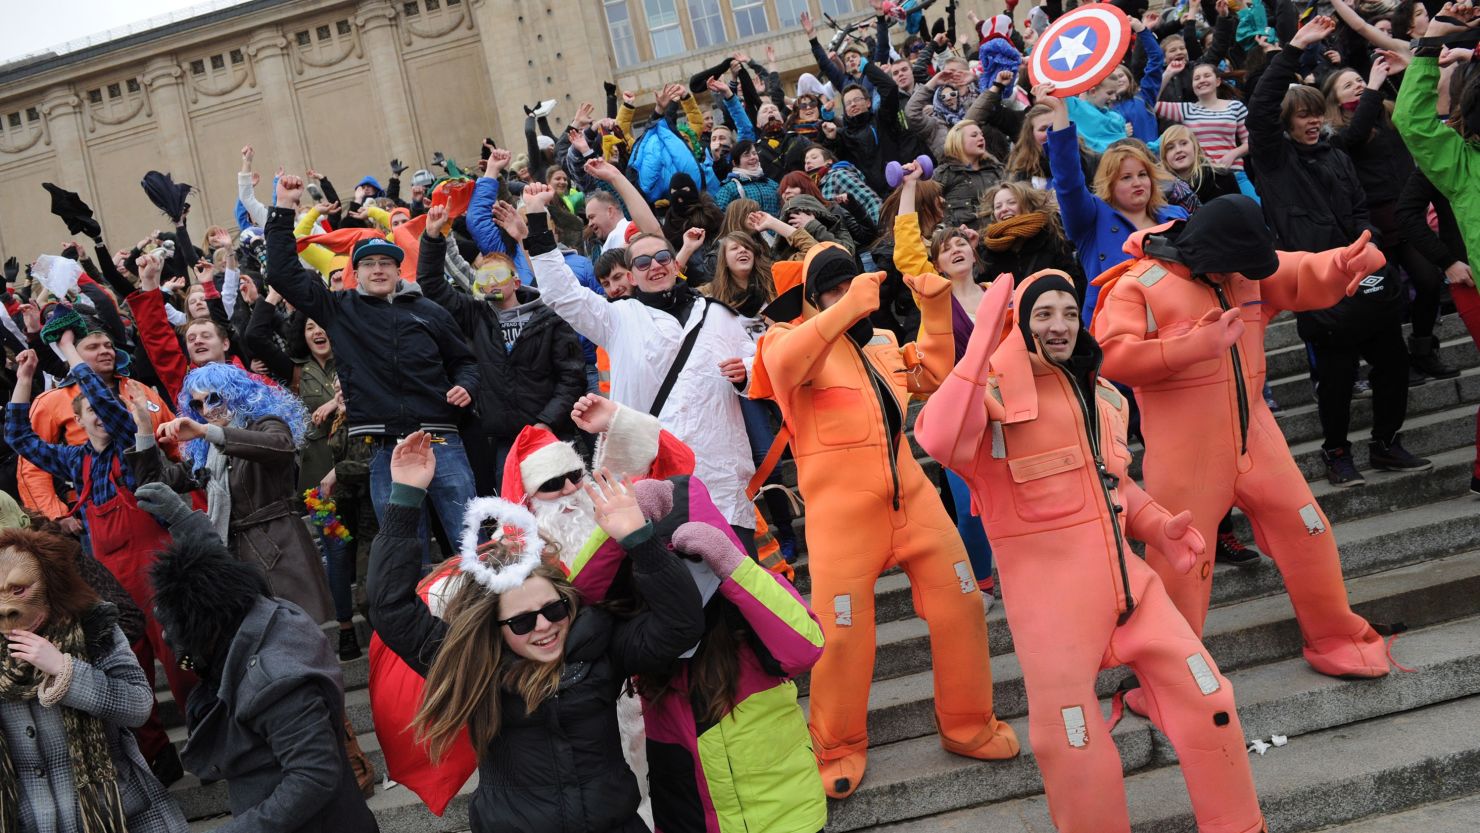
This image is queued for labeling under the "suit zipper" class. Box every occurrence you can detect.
[1209,283,1250,456]
[855,342,903,510]
[1052,361,1136,621]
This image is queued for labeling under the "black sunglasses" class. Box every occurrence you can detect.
[535,469,585,494]
[189,391,224,412]
[498,598,571,635]
[631,250,675,272]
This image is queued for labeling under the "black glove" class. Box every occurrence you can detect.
[432,151,447,168]
[3,257,17,285]
[134,482,195,528]
[389,158,407,176]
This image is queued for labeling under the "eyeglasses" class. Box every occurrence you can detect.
[498,598,571,635]
[534,469,584,494]
[189,391,224,413]
[630,250,675,272]
[797,99,820,110]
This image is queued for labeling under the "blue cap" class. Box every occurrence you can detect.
[352,238,404,267]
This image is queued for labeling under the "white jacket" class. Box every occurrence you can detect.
[532,249,756,527]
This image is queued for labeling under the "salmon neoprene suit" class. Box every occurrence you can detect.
[751,244,1019,799]
[915,271,1266,833]
[1091,209,1391,680]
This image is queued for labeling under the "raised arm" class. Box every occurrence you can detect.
[366,436,448,677]
[759,269,883,392]
[1259,233,1387,315]
[914,277,1016,474]
[521,183,620,346]
[264,175,336,326]
[244,293,296,382]
[585,157,661,237]
[1093,277,1247,385]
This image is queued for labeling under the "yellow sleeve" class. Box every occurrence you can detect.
[892,212,931,278]
[293,207,322,238]
[366,206,392,232]
[680,93,704,134]
[617,102,636,141]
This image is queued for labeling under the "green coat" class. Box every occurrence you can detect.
[1392,56,1479,265]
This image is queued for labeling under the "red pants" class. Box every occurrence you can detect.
[1451,283,1480,480]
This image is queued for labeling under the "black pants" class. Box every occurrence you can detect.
[1306,320,1410,450]
[1372,200,1442,338]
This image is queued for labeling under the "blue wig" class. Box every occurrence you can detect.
[177,363,310,470]
[978,38,1024,95]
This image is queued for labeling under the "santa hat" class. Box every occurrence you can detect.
[502,425,586,506]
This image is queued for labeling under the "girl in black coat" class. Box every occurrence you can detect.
[368,434,704,833]
[976,181,1085,295]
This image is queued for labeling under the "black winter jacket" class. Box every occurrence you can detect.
[1248,46,1378,253]
[834,61,930,197]
[1328,87,1414,209]
[1396,169,1468,272]
[369,495,705,833]
[934,159,1006,230]
[416,233,587,440]
[978,225,1087,298]
[265,207,480,437]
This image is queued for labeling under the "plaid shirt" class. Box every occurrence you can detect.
[0,625,188,833]
[4,365,141,517]
[820,165,884,224]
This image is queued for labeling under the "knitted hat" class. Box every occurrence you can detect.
[501,425,586,506]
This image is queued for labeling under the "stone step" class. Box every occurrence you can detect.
[1288,400,1478,482]
[1267,333,1477,412]
[1312,792,1480,832]
[1271,363,1480,449]
[798,547,1480,747]
[1263,309,1470,352]
[828,619,1480,831]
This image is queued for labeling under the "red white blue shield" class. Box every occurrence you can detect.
[1028,3,1133,97]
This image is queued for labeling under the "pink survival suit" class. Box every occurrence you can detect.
[1091,199,1391,679]
[914,271,1266,833]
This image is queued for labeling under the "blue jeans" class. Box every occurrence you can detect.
[946,469,993,589]
[320,532,354,622]
[369,433,477,565]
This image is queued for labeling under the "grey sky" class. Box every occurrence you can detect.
[0,0,242,64]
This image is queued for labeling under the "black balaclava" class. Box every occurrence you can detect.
[1145,195,1281,281]
[1018,274,1102,404]
[669,172,699,209]
[806,247,873,346]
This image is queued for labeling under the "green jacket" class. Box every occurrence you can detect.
[1392,56,1479,264]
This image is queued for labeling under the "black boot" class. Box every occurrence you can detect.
[338,626,362,662]
[1409,334,1459,380]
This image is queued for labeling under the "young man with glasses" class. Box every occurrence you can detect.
[522,180,761,550]
[267,174,481,561]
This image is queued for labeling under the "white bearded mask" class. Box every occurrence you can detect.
[529,488,598,567]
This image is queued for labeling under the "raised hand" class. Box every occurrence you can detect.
[571,393,618,434]
[1291,15,1336,49]
[13,350,37,383]
[706,77,732,98]
[1334,230,1386,293]
[120,388,154,431]
[390,431,437,490]
[681,227,706,250]
[585,469,646,541]
[491,201,528,241]
[276,174,305,208]
[486,147,511,177]
[584,157,621,182]
[426,203,449,237]
[522,181,556,210]
[240,145,254,171]
[135,253,163,291]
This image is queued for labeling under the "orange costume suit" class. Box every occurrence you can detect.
[1091,196,1390,679]
[914,271,1266,833]
[751,244,1018,800]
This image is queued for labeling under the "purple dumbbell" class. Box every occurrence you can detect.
[885,155,935,188]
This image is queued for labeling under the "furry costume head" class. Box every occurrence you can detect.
[176,362,310,469]
[150,526,268,678]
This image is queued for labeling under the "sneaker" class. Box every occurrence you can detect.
[779,538,799,565]
[1352,379,1372,398]
[1264,391,1281,413]
[1368,435,1433,472]
[1323,446,1366,487]
[338,627,362,662]
[532,98,558,118]
[1215,532,1265,568]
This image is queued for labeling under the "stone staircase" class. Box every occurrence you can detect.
[175,312,1480,832]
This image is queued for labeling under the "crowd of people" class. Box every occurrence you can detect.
[0,0,1476,830]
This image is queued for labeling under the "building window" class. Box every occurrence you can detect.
[820,0,855,15]
[336,20,351,35]
[190,59,206,74]
[210,53,225,70]
[108,83,121,98]
[604,0,639,68]
[644,0,685,59]
[732,0,769,38]
[403,1,419,16]
[426,0,440,9]
[88,89,103,104]
[26,108,38,121]
[7,114,19,128]
[127,78,141,92]
[447,0,460,5]
[687,0,726,48]
[296,30,311,46]
[229,49,243,64]
[775,0,808,27]
[316,24,331,40]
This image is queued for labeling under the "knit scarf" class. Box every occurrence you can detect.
[205,443,232,540]
[0,613,127,833]
[984,212,1049,252]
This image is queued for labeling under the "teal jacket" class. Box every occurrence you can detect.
[1392,56,1479,263]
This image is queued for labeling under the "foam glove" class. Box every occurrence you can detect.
[632,478,675,522]
[134,482,194,527]
[902,271,951,299]
[1154,510,1204,574]
[671,521,746,580]
[1164,308,1244,370]
[1333,230,1387,295]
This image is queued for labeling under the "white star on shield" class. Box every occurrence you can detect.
[1049,28,1095,70]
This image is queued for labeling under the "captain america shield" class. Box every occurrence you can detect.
[1028,3,1133,97]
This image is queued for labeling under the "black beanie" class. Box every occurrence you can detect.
[805,246,858,305]
[1017,274,1080,352]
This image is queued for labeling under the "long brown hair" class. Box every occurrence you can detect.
[719,198,762,238]
[1322,69,1393,132]
[414,564,580,763]
[874,180,944,252]
[1091,143,1171,216]
[1005,104,1054,179]
[705,232,776,308]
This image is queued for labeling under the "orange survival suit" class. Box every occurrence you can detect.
[751,244,1018,799]
[915,271,1265,833]
[1092,197,1390,679]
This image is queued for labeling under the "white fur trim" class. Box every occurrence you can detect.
[458,497,544,594]
[594,404,662,479]
[520,441,586,494]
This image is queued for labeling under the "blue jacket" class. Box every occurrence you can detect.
[356,175,385,198]
[1065,97,1129,154]
[467,178,535,284]
[629,120,705,203]
[1048,122,1187,321]
[1110,29,1164,153]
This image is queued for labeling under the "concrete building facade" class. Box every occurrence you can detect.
[0,0,868,254]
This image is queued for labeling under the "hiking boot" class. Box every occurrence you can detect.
[339,627,362,662]
[1408,334,1460,380]
[1215,532,1265,568]
[1323,446,1366,487]
[1369,435,1433,472]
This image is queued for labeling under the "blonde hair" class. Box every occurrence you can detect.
[1092,143,1170,215]
[979,181,1065,237]
[943,120,993,166]
[414,564,580,763]
[1158,124,1214,190]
